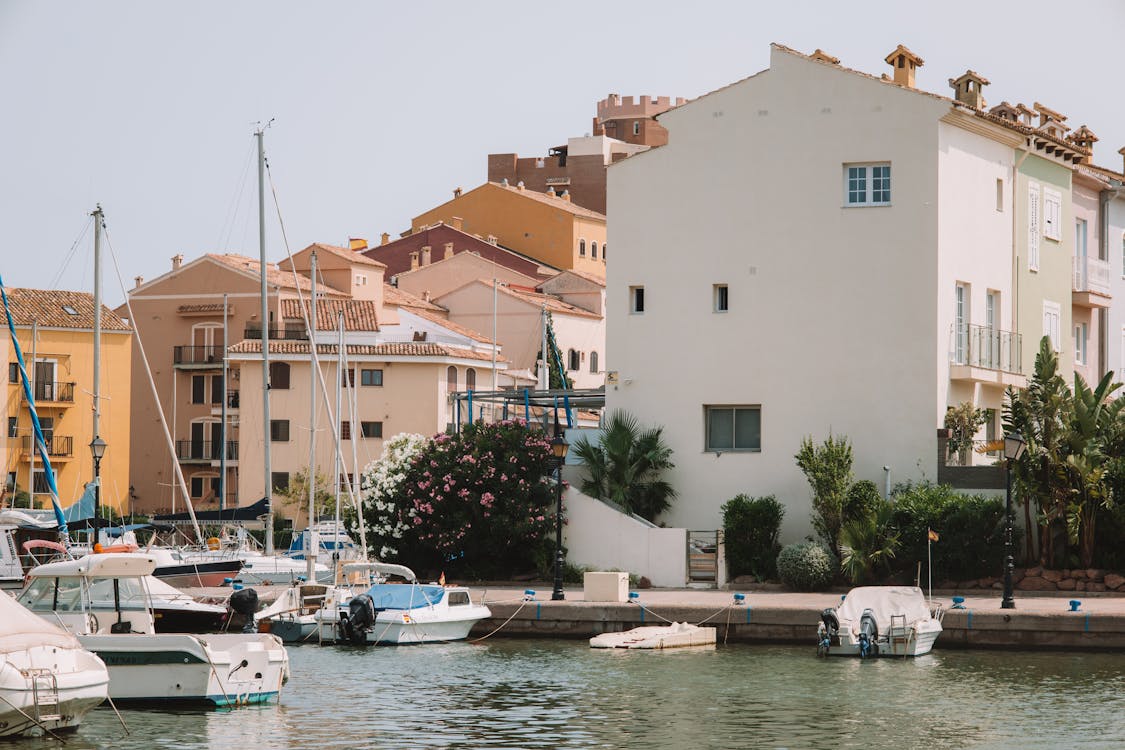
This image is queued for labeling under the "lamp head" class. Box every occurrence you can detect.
[550,434,569,461]
[1004,432,1026,461]
[89,435,108,461]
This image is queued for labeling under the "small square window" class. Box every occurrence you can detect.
[270,420,290,442]
[705,405,761,452]
[361,369,383,387]
[271,472,290,492]
[630,286,645,314]
[8,363,17,383]
[340,421,351,440]
[713,284,729,313]
[361,421,383,438]
[7,417,17,438]
[844,164,891,206]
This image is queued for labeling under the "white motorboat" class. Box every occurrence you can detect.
[0,590,108,737]
[255,582,341,643]
[17,553,289,706]
[317,563,491,646]
[817,586,944,658]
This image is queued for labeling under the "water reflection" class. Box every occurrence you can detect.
[6,642,1125,749]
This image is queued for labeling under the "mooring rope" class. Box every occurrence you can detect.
[470,599,530,643]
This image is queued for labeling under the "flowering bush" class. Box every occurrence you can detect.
[358,433,429,559]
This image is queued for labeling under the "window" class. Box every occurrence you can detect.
[713,284,729,313]
[466,368,476,390]
[591,242,598,260]
[1042,301,1061,352]
[361,421,383,438]
[191,375,206,404]
[996,178,1004,212]
[32,469,49,495]
[355,274,367,286]
[7,363,16,383]
[341,368,356,387]
[270,419,290,442]
[632,121,640,136]
[1028,182,1041,271]
[844,164,891,206]
[602,243,606,262]
[61,305,78,316]
[7,417,17,438]
[568,349,580,371]
[269,362,290,390]
[579,239,586,257]
[1075,323,1088,365]
[271,472,290,492]
[190,475,220,500]
[985,409,999,456]
[447,366,458,392]
[590,351,599,373]
[1044,189,1062,241]
[211,374,223,405]
[705,406,761,452]
[630,286,645,314]
[340,421,351,440]
[361,368,383,387]
[954,283,969,364]
[1076,219,1088,260]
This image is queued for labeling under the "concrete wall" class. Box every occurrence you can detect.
[396,253,538,302]
[1107,192,1125,378]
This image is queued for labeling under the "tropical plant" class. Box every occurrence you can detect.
[795,433,853,552]
[358,432,429,559]
[571,410,676,521]
[776,541,836,591]
[838,500,900,584]
[944,402,989,464]
[277,468,335,528]
[722,494,785,580]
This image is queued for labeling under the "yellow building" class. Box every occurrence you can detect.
[3,289,132,514]
[410,182,607,277]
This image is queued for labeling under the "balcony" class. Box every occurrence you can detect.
[175,440,239,464]
[20,381,76,405]
[950,324,1025,388]
[19,435,74,459]
[1072,256,1112,308]
[210,390,240,416]
[243,324,308,341]
[173,345,224,368]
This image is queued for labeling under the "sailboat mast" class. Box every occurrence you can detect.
[333,311,343,581]
[257,127,274,555]
[92,205,103,540]
[220,293,228,513]
[28,319,36,509]
[539,302,548,391]
[306,251,318,582]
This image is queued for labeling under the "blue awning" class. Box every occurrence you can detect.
[362,584,445,610]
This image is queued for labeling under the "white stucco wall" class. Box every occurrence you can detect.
[1106,191,1125,378]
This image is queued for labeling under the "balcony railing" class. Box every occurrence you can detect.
[243,324,308,341]
[173,345,224,365]
[951,324,1022,374]
[20,435,74,457]
[1073,256,1111,296]
[227,390,240,409]
[21,381,75,403]
[175,440,239,462]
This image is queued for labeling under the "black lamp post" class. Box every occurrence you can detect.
[550,430,570,601]
[89,435,107,546]
[1001,431,1026,610]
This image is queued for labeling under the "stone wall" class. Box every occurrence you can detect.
[939,567,1125,593]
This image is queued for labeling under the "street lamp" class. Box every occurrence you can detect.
[550,430,570,601]
[1001,431,1026,610]
[89,436,107,546]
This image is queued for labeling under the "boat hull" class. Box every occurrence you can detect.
[154,560,243,588]
[268,618,318,644]
[826,621,942,658]
[317,603,491,645]
[0,646,108,737]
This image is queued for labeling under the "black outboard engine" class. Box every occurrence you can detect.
[818,608,839,656]
[228,587,260,634]
[338,594,375,646]
[857,608,879,659]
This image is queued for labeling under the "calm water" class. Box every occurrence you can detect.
[11,640,1125,749]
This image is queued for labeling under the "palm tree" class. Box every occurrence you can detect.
[571,410,676,521]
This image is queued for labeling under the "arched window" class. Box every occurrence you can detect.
[579,239,586,257]
[447,366,458,392]
[466,368,476,390]
[568,349,580,371]
[590,351,599,373]
[591,242,598,260]
[269,361,290,390]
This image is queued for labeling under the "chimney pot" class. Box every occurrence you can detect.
[453,187,462,198]
[423,290,431,302]
[547,186,556,196]
[501,178,509,187]
[560,189,571,202]
[171,253,184,270]
[487,235,498,245]
[421,246,432,266]
[443,242,454,260]
[134,275,144,288]
[517,181,525,190]
[884,44,923,88]
[409,251,419,271]
[380,232,390,246]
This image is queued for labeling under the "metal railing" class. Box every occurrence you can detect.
[175,440,239,461]
[20,435,73,457]
[243,324,308,341]
[21,381,75,403]
[227,390,240,409]
[1073,256,1111,296]
[945,438,1002,466]
[951,324,1022,374]
[173,345,224,365]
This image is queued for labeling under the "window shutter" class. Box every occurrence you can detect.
[1028,183,1041,270]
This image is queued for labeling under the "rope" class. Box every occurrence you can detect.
[470,599,529,642]
[47,215,93,291]
[104,694,130,736]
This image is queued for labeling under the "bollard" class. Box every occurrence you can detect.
[733,592,746,606]
[1069,600,1081,612]
[523,589,536,601]
[952,596,966,609]
[628,592,639,601]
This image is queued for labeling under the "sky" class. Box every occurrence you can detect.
[2,1,1123,304]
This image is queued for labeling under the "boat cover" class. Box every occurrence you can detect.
[0,590,80,652]
[362,584,445,610]
[835,586,932,633]
[153,497,269,524]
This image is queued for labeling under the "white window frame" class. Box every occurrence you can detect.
[843,163,891,207]
[629,286,645,314]
[1075,322,1088,365]
[1044,188,1062,242]
[355,274,368,286]
[1043,300,1061,352]
[1028,182,1041,272]
[704,405,762,453]
[632,121,640,136]
[713,284,729,313]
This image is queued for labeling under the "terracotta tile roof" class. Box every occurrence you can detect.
[280,298,380,331]
[206,254,347,296]
[1,288,131,331]
[305,243,386,268]
[407,307,494,344]
[496,283,602,320]
[487,182,607,221]
[383,284,445,312]
[547,268,606,287]
[363,224,554,279]
[227,339,505,362]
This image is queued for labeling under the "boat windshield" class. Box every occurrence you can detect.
[19,575,151,612]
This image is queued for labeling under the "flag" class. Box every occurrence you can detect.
[928,528,940,543]
[438,572,446,586]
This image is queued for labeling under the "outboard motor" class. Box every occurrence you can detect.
[338,594,375,646]
[818,608,839,656]
[228,587,260,634]
[857,608,879,659]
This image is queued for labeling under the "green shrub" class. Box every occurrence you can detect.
[891,481,1004,581]
[844,480,882,524]
[795,433,854,551]
[722,494,784,580]
[839,499,900,584]
[776,541,836,591]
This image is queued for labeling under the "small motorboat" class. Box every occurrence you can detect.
[318,563,491,646]
[17,553,289,706]
[255,582,338,643]
[817,586,943,658]
[0,590,108,737]
[590,622,716,650]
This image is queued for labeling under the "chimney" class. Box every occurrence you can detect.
[486,235,498,245]
[349,237,367,251]
[421,245,432,266]
[453,187,462,198]
[547,186,556,196]
[381,232,390,246]
[948,70,989,110]
[443,242,454,260]
[884,44,923,88]
[501,178,509,187]
[560,189,571,202]
[409,251,419,270]
[423,290,431,302]
[451,216,463,231]
[1069,125,1098,153]
[1033,101,1069,137]
[810,49,840,65]
[134,275,144,288]
[516,181,525,191]
[171,253,184,270]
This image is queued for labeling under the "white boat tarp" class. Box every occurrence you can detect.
[0,590,81,653]
[835,586,932,634]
